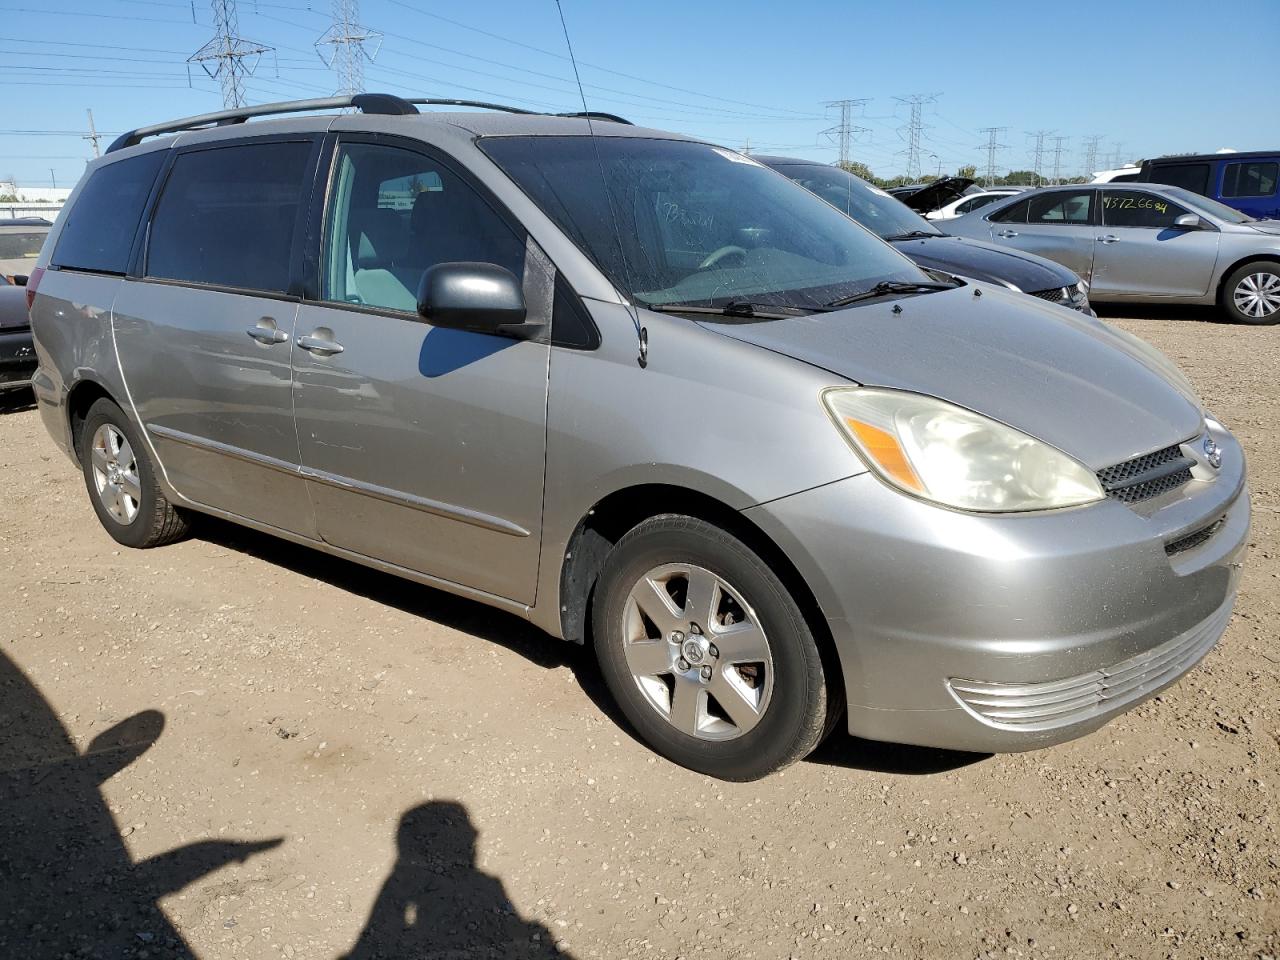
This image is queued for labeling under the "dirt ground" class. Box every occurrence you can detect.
[1,309,1277,960]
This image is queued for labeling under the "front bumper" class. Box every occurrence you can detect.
[744,420,1249,753]
[0,326,36,391]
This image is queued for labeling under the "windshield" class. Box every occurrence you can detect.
[1161,185,1255,223]
[481,137,928,311]
[768,163,942,240]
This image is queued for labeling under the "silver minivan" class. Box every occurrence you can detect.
[28,95,1250,780]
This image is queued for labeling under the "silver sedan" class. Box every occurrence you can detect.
[946,182,1280,323]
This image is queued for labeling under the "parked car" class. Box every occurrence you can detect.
[926,189,1023,221]
[1137,151,1280,221]
[30,95,1249,780]
[884,176,976,213]
[0,273,36,394]
[0,217,51,280]
[759,157,1090,311]
[1090,166,1142,184]
[947,183,1280,323]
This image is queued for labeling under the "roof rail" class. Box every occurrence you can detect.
[106,93,418,154]
[105,93,633,154]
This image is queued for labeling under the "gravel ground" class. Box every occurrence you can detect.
[0,311,1277,960]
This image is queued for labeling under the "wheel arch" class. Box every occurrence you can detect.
[65,376,119,465]
[1216,253,1280,302]
[556,483,842,704]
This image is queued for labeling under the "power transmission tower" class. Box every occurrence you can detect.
[1050,135,1069,185]
[979,126,1007,186]
[1110,142,1127,170]
[82,108,101,159]
[189,0,273,109]
[1026,129,1053,186]
[895,94,939,180]
[315,0,382,96]
[1081,134,1103,179]
[821,98,870,167]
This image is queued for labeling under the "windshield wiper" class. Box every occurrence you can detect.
[644,299,809,320]
[822,279,958,310]
[884,230,939,240]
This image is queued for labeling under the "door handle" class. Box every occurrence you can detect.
[996,229,1019,238]
[297,334,345,355]
[1097,235,1120,244]
[246,323,288,345]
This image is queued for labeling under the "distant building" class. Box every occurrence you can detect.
[0,181,72,204]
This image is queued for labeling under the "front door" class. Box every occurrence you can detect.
[1092,188,1220,298]
[112,137,319,537]
[290,137,550,604]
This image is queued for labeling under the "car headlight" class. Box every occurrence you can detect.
[822,387,1105,512]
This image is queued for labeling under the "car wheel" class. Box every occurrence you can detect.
[80,397,189,548]
[592,515,830,780]
[1221,260,1280,325]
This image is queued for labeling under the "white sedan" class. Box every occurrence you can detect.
[926,189,1023,220]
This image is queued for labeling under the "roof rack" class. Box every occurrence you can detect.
[106,92,631,154]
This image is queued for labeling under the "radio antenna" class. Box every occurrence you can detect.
[553,0,648,368]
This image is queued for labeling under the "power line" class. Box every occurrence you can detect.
[1081,134,1103,179]
[894,94,939,181]
[1026,129,1053,186]
[821,99,870,167]
[190,0,274,109]
[1050,135,1069,185]
[978,127,1007,186]
[315,0,380,96]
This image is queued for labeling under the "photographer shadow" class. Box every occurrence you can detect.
[343,801,573,960]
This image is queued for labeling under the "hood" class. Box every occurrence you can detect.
[898,177,976,213]
[0,284,29,330]
[893,234,1079,291]
[697,286,1201,471]
[1245,219,1280,236]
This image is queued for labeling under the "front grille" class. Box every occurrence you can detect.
[1096,442,1195,504]
[1165,518,1224,556]
[948,600,1232,730]
[1030,287,1066,304]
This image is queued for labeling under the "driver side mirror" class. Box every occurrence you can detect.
[416,262,533,337]
[1172,213,1203,230]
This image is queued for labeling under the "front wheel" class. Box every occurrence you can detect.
[592,515,830,780]
[1221,260,1280,325]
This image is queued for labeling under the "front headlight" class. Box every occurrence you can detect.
[822,387,1105,512]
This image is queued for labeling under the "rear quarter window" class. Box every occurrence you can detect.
[52,151,165,274]
[989,198,1029,223]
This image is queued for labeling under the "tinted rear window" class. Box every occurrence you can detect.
[1222,161,1278,198]
[989,198,1029,223]
[1147,162,1210,195]
[146,141,312,294]
[52,151,164,274]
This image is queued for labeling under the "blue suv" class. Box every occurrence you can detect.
[1139,152,1279,220]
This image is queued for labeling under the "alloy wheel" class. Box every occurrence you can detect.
[621,563,774,741]
[90,424,141,525]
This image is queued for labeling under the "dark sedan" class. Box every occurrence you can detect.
[759,157,1091,313]
[0,274,36,394]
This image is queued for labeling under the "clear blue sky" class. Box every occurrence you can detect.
[2,0,1276,189]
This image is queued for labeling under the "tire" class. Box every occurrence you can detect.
[80,397,189,549]
[592,515,829,781]
[1220,260,1280,325]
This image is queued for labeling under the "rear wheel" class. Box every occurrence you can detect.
[1221,260,1280,325]
[80,397,189,548]
[592,515,830,780]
